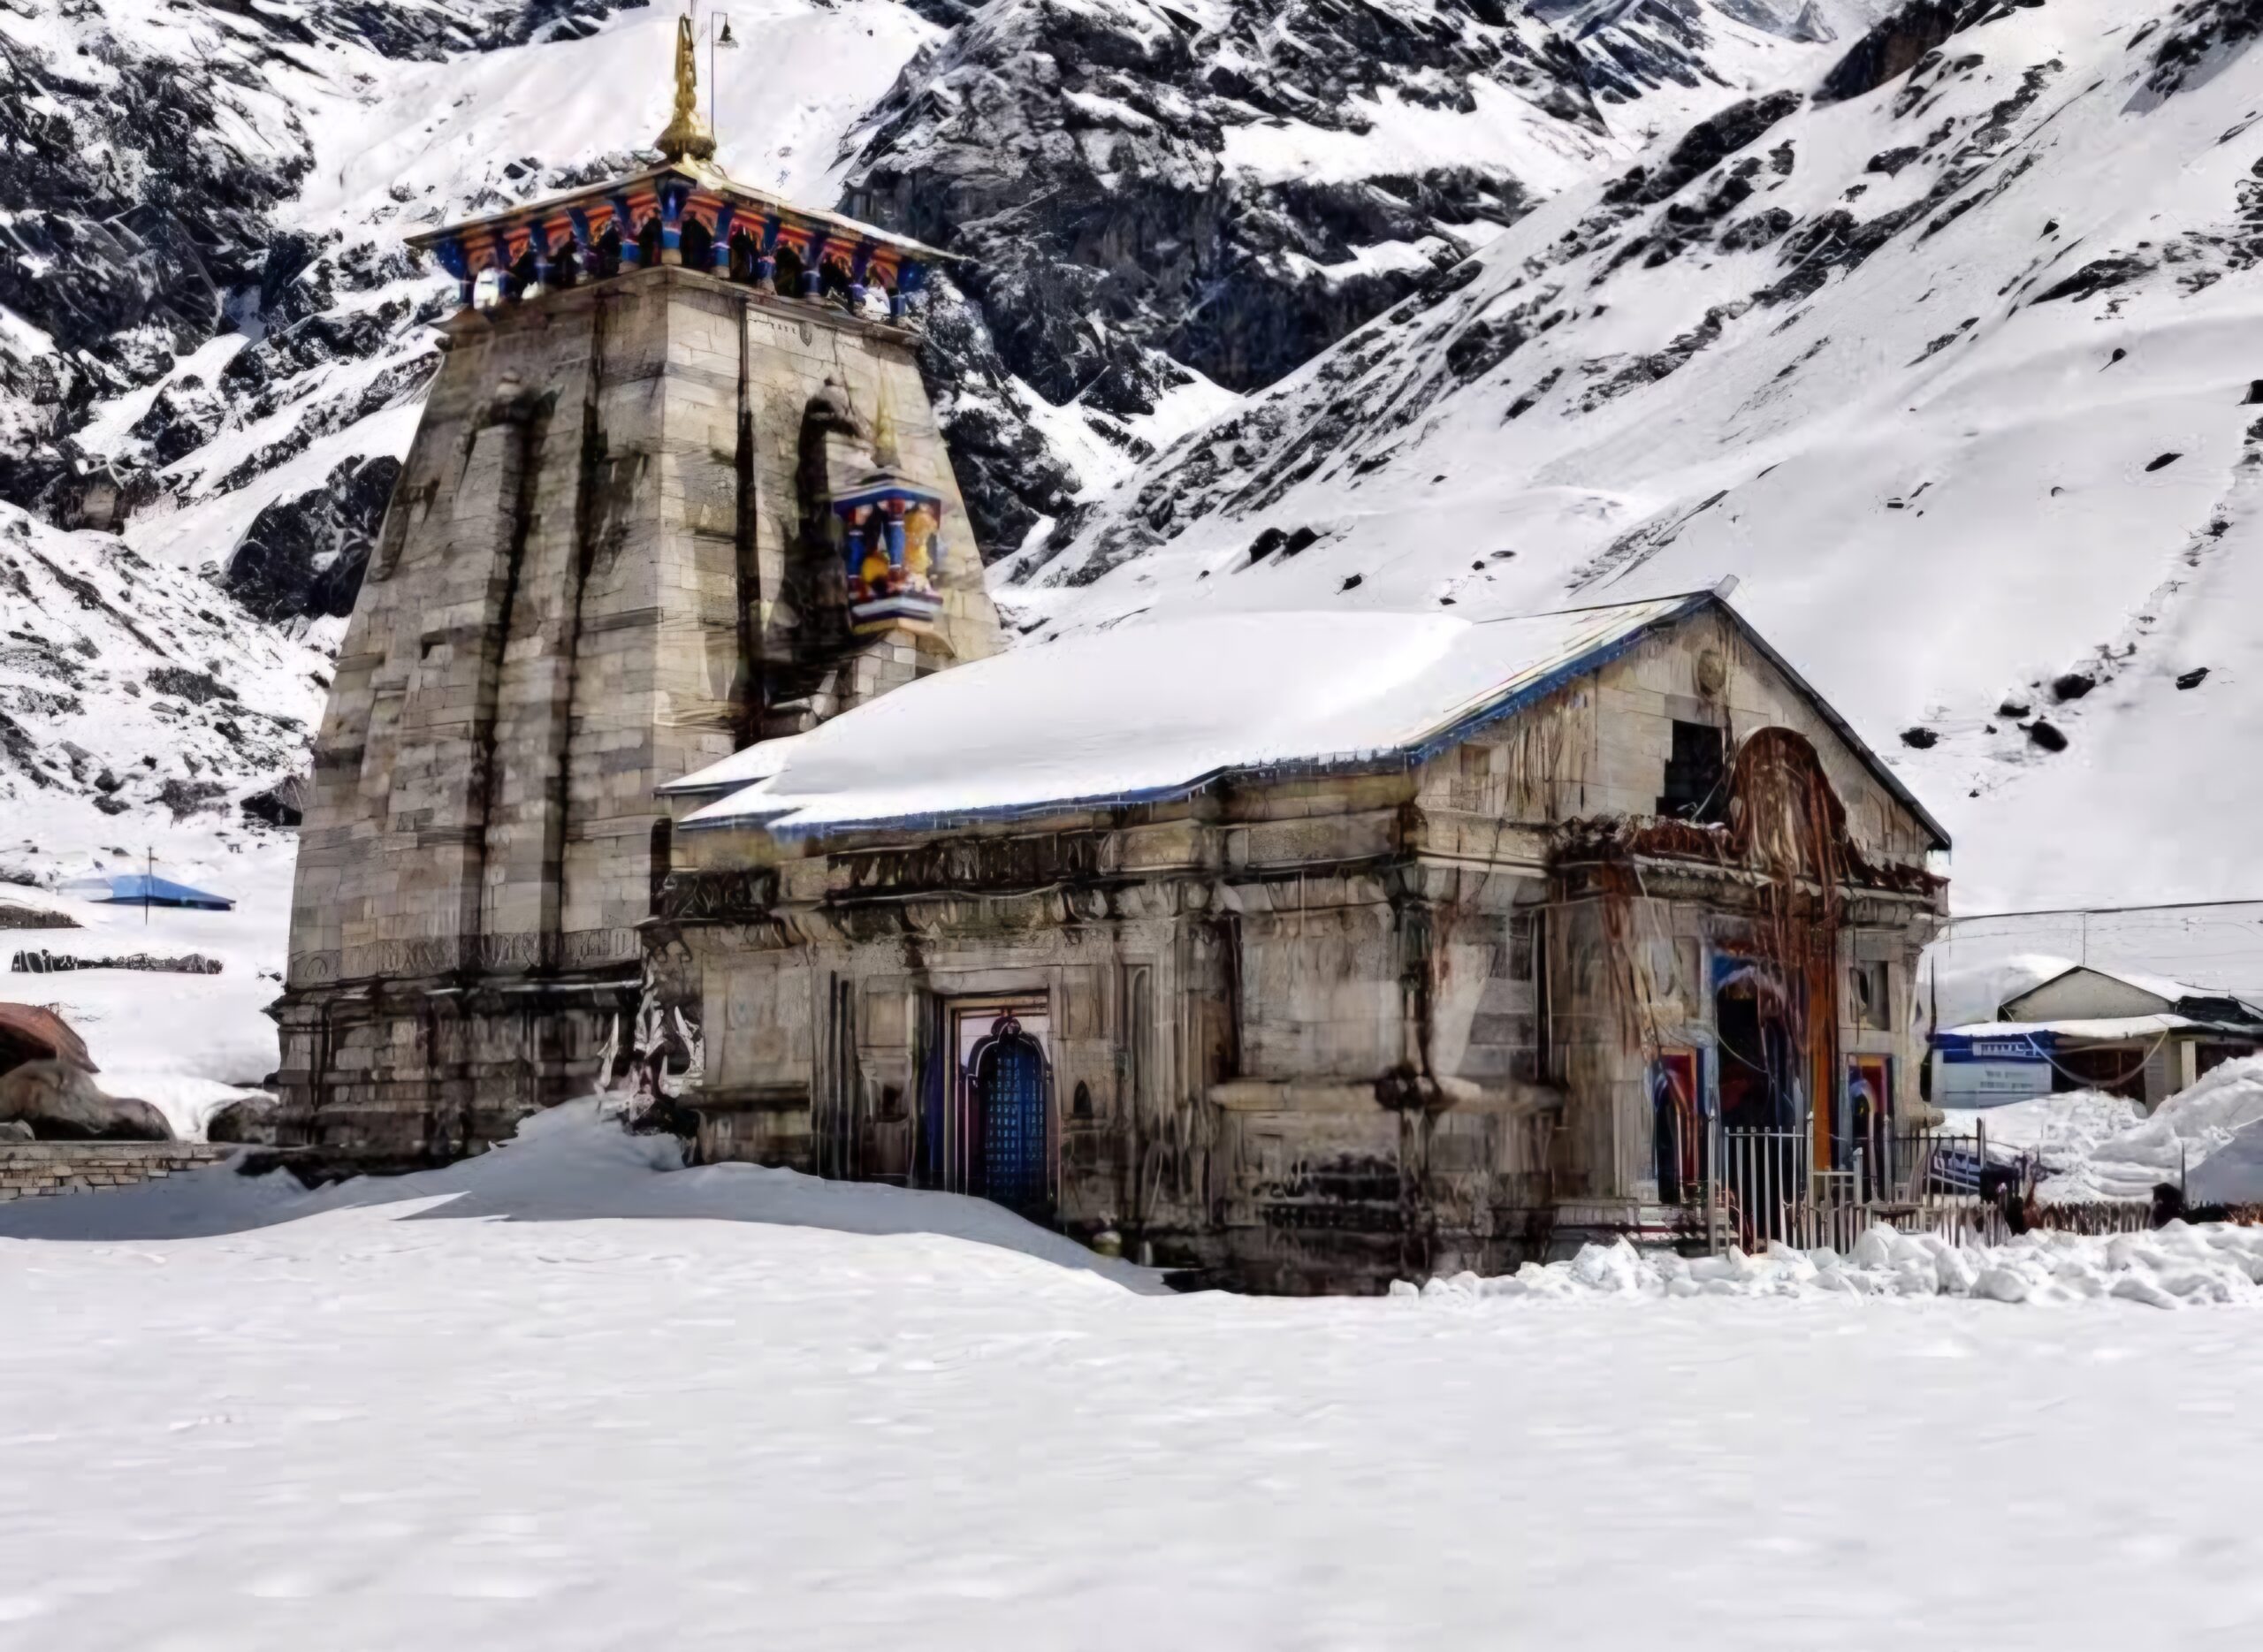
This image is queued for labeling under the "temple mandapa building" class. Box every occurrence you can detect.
[652,591,1950,1290]
[276,25,1951,1290]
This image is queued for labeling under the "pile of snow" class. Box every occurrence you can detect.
[15,1108,2263,1651]
[2191,1117,2263,1207]
[2038,1056,2263,1204]
[0,1099,1163,1289]
[1409,1224,2263,1309]
[1940,1091,2145,1170]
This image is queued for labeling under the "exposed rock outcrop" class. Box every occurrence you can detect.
[0,1060,173,1142]
[841,0,1615,548]
[225,455,403,622]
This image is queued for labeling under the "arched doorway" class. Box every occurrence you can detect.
[965,1014,1050,1215]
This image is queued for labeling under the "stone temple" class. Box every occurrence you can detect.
[278,24,1951,1290]
[271,26,1002,1159]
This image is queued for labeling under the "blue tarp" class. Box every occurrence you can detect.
[84,873,233,910]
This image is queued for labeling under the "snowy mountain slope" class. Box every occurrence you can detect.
[0,3,934,885]
[837,0,1874,548]
[1006,0,2263,911]
[3,0,1789,892]
[1536,0,1892,116]
[0,498,332,1097]
[0,3,989,1090]
[21,1,938,574]
[6,0,1718,577]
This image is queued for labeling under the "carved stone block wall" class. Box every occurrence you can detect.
[273,266,1002,1158]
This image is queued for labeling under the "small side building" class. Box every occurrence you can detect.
[652,589,1949,1291]
[1933,964,2263,1110]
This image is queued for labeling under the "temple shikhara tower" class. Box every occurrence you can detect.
[272,22,1001,1157]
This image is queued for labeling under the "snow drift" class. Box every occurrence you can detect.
[0,1097,1166,1290]
[1413,1220,2263,1307]
[2034,1054,2263,1203]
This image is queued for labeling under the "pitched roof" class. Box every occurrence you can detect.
[63,873,234,910]
[676,589,1949,847]
[2002,963,2263,1021]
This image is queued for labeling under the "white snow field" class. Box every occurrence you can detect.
[6,1105,2263,1650]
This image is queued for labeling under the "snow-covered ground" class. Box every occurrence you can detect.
[0,865,294,1137]
[3,1103,2263,1649]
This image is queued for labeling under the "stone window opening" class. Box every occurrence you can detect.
[679,217,713,273]
[547,239,581,290]
[817,257,855,307]
[636,216,664,269]
[505,247,538,301]
[1851,960,1891,1032]
[648,819,673,916]
[728,229,760,284]
[1124,964,1154,1120]
[595,225,622,280]
[1658,719,1728,824]
[772,244,805,297]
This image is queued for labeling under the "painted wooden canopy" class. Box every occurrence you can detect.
[408,158,954,320]
[832,396,948,632]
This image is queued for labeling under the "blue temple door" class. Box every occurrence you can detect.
[967,1017,1052,1217]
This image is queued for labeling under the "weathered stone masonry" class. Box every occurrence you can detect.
[272,260,999,1160]
[661,603,1948,1292]
[0,1141,232,1201]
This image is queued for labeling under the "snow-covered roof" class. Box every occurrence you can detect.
[1997,962,2263,1024]
[2014,962,2204,1009]
[1944,1015,2203,1043]
[660,733,806,798]
[680,589,1948,842]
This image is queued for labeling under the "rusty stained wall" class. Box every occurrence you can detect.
[1408,605,1942,1222]
[682,805,1566,1290]
[1212,857,1557,1288]
[1415,605,1937,866]
[690,891,1227,1242]
[1543,888,1932,1213]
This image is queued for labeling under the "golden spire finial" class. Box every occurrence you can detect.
[655,13,716,163]
[872,381,903,471]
